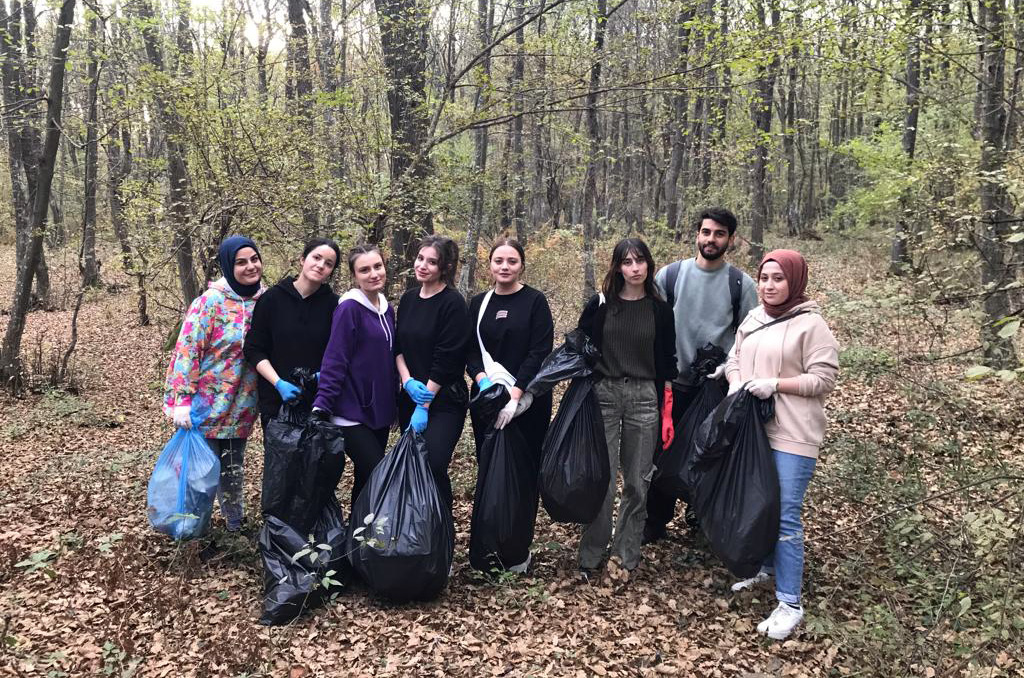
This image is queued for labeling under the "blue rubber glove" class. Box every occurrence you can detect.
[275,379,301,402]
[403,379,435,405]
[478,377,494,391]
[409,405,429,433]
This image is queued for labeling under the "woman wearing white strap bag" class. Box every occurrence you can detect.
[467,238,555,572]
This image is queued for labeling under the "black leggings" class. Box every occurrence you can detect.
[398,397,466,510]
[342,424,389,512]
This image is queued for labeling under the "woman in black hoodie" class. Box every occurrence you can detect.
[244,237,342,428]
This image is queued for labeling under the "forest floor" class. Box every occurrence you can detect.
[0,233,1021,678]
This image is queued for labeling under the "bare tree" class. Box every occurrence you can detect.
[1,0,77,388]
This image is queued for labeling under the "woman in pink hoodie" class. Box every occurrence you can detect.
[725,249,839,641]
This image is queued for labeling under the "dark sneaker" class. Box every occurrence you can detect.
[642,524,667,545]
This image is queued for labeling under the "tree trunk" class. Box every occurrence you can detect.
[977,0,1019,368]
[748,0,779,266]
[0,0,76,388]
[664,1,697,237]
[132,0,199,306]
[371,0,433,288]
[581,0,608,299]
[511,0,527,246]
[891,0,922,275]
[1,0,51,307]
[80,12,101,287]
[459,0,493,298]
[783,7,801,237]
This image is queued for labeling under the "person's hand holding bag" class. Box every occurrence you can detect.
[275,378,301,403]
[172,404,192,429]
[745,378,779,399]
[409,405,429,433]
[495,397,519,430]
[660,386,674,449]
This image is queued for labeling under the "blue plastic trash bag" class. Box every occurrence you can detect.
[147,409,220,540]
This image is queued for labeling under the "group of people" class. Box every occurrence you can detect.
[161,206,839,641]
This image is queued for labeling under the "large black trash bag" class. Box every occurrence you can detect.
[259,497,351,626]
[653,343,727,500]
[538,378,610,524]
[261,368,321,520]
[468,384,539,572]
[689,390,780,578]
[525,329,600,396]
[348,429,454,602]
[280,419,347,533]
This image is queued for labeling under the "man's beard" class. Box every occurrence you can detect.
[699,243,725,260]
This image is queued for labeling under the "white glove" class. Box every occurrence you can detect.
[495,398,519,430]
[745,378,779,399]
[710,363,727,380]
[514,392,534,417]
[172,405,192,429]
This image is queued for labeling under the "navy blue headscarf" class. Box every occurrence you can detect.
[218,235,262,298]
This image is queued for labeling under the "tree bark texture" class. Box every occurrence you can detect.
[1,0,77,388]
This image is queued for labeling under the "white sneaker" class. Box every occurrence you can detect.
[508,551,532,574]
[757,602,804,640]
[731,570,771,592]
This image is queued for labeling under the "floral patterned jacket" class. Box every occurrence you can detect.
[163,277,265,439]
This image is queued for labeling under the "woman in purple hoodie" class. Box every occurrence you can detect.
[312,244,397,510]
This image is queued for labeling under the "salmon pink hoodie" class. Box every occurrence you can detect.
[725,300,839,458]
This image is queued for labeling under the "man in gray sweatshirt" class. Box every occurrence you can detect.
[644,207,759,544]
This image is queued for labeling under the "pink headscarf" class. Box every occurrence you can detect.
[758,249,809,318]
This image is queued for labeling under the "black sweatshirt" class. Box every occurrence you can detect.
[394,286,470,389]
[466,285,554,390]
[244,276,339,419]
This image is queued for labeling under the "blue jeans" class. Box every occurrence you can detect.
[762,450,816,605]
[206,438,247,531]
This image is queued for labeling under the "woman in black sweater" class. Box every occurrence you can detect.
[576,237,677,575]
[244,238,342,429]
[394,235,470,510]
[467,238,554,572]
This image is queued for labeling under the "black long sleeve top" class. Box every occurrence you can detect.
[394,286,470,388]
[466,285,554,390]
[243,276,339,418]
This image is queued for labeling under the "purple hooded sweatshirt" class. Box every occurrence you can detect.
[313,289,397,430]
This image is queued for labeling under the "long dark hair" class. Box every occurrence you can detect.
[601,237,662,302]
[302,237,342,277]
[417,234,459,287]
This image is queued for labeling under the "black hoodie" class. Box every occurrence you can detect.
[244,276,339,419]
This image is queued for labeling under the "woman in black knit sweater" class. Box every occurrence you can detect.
[576,238,677,575]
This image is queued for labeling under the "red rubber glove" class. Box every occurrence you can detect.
[661,386,674,449]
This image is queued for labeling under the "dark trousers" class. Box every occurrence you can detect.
[645,384,698,532]
[398,395,466,510]
[341,424,389,512]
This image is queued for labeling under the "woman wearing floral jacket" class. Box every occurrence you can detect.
[163,235,265,532]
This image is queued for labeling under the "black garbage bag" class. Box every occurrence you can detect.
[468,384,539,572]
[261,368,321,520]
[279,419,347,533]
[525,329,601,397]
[348,429,454,602]
[258,497,351,626]
[689,390,779,578]
[538,378,610,524]
[653,343,728,500]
